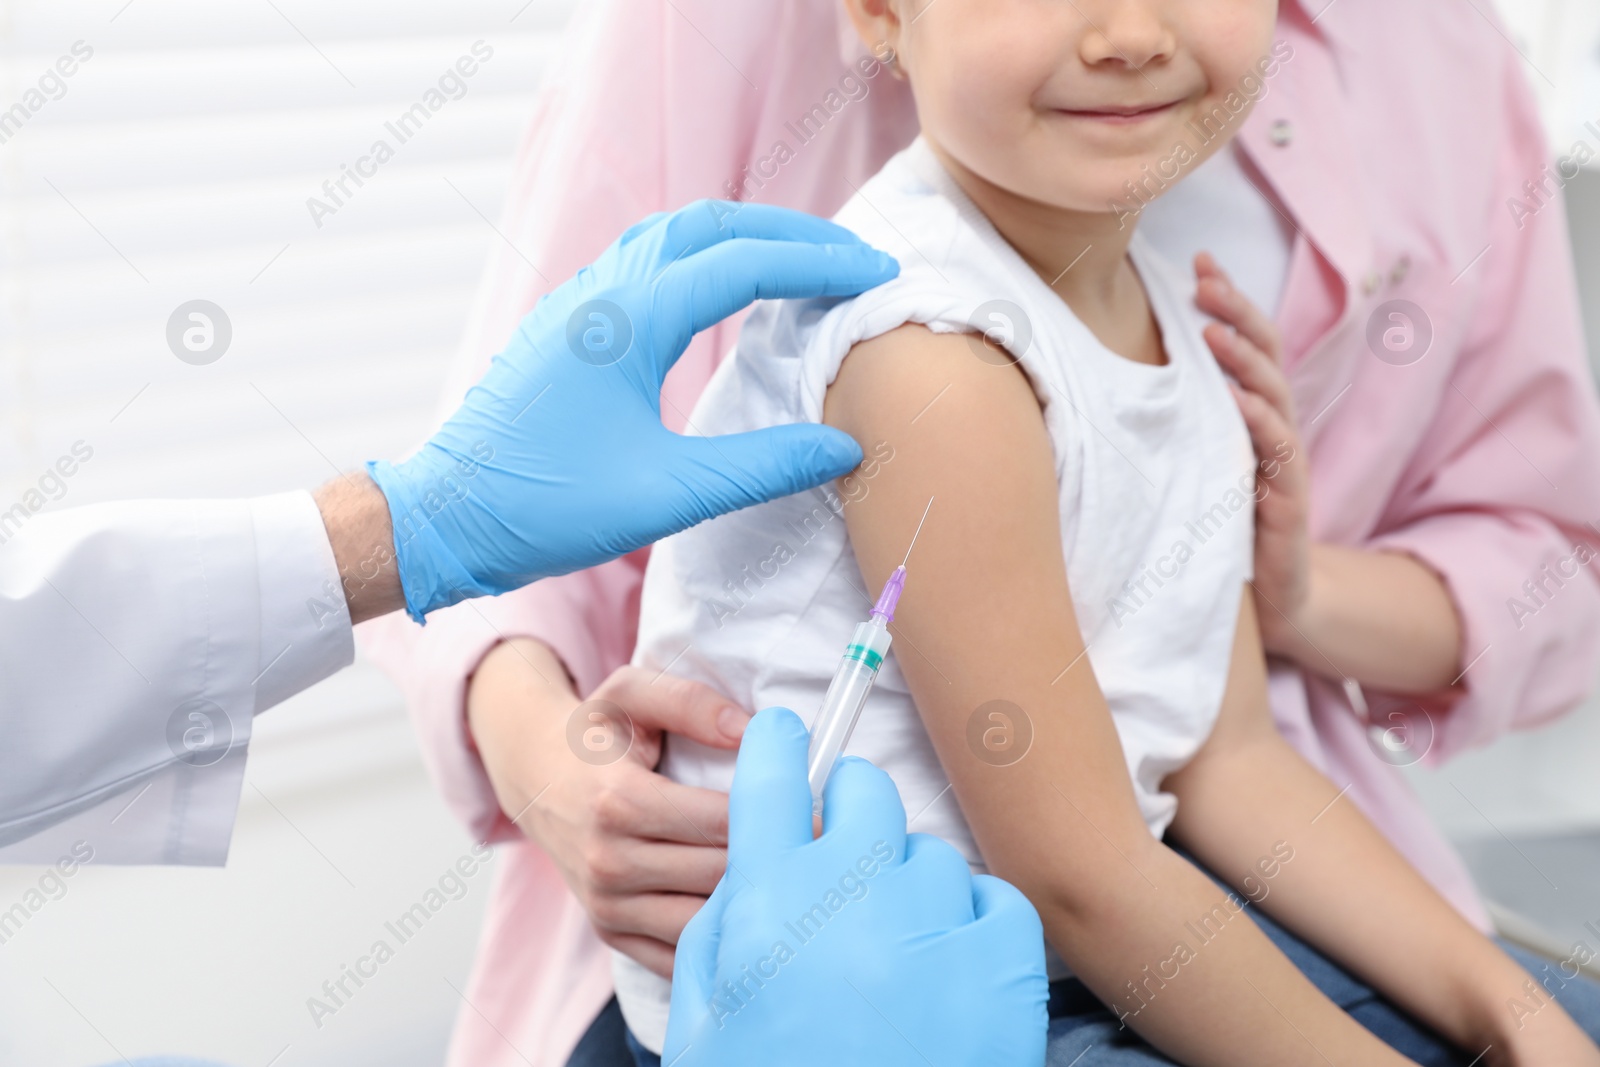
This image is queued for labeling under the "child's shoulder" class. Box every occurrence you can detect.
[733,141,1012,422]
[830,138,986,291]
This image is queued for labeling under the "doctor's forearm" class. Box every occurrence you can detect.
[311,473,405,625]
[1262,544,1462,694]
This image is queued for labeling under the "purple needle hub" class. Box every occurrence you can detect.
[870,566,907,623]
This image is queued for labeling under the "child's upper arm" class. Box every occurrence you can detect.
[823,324,1157,918]
[1161,588,1314,853]
[1183,590,1283,758]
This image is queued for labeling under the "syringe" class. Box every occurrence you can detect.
[806,498,933,816]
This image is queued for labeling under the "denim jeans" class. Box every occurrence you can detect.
[599,935,1600,1067]
[1042,933,1600,1066]
[591,859,1600,1067]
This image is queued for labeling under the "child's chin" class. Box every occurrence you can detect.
[1011,150,1172,212]
[1027,175,1155,215]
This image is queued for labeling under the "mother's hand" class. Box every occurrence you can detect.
[467,638,744,976]
[1195,252,1311,655]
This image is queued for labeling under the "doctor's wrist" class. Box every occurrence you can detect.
[312,472,405,625]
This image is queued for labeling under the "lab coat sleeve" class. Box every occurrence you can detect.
[0,492,354,865]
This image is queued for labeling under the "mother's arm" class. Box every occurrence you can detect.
[465,624,746,976]
[1360,96,1600,753]
[1209,42,1600,752]
[1194,254,1467,696]
[826,324,1412,1067]
[360,559,749,977]
[360,557,650,842]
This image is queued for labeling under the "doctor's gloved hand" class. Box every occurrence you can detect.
[663,708,1048,1067]
[366,202,898,621]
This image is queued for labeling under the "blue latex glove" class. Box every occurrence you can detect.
[664,708,1048,1066]
[367,202,899,621]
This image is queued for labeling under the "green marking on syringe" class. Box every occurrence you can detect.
[844,644,884,671]
[806,496,933,816]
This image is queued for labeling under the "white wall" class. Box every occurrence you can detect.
[1491,0,1600,156]
[0,665,496,1067]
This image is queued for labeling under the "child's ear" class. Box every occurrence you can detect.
[841,0,906,75]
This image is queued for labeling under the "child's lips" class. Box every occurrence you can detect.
[1055,99,1182,125]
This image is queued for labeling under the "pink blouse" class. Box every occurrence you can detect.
[361,3,1600,1064]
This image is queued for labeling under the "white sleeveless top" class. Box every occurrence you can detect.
[614,138,1256,1050]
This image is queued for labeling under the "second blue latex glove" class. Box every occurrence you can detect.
[663,708,1048,1066]
[368,201,899,621]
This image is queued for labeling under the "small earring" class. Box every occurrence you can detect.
[876,42,903,79]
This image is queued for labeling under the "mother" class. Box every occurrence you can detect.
[364,1,1600,1064]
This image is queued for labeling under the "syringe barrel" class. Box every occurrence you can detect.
[806,618,893,816]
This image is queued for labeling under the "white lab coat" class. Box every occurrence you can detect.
[0,492,353,864]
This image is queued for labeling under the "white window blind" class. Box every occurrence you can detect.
[0,0,573,515]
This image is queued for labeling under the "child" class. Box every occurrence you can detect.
[616,1,1600,1063]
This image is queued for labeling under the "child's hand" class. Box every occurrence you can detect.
[1488,1003,1600,1067]
[1194,252,1311,654]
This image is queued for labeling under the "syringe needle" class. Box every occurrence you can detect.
[901,497,934,568]
[812,499,933,814]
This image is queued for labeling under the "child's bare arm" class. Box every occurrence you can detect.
[825,324,1411,1067]
[1165,589,1600,1066]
